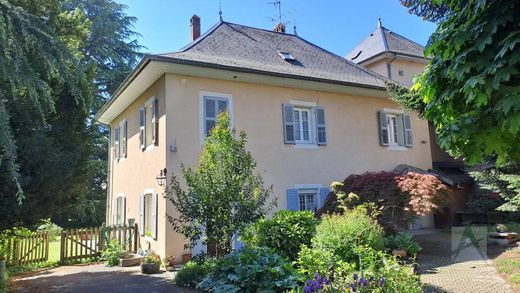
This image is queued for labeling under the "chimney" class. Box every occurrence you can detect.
[273,23,286,33]
[190,15,201,41]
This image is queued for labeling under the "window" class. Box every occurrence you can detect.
[378,111,413,148]
[200,93,232,142]
[299,191,317,211]
[139,97,158,150]
[282,104,326,146]
[140,192,158,239]
[113,121,127,160]
[113,195,125,226]
[294,108,312,143]
[278,51,296,62]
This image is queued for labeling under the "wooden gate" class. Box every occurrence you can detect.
[1,232,49,265]
[60,224,138,264]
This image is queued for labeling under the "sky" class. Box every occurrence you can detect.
[119,0,437,57]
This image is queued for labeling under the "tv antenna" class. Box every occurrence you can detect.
[268,1,282,23]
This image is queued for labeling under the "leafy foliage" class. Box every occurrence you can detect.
[319,172,448,230]
[197,247,300,292]
[384,233,422,256]
[312,208,384,265]
[175,260,214,288]
[399,0,451,23]
[101,240,123,266]
[392,0,520,165]
[242,210,319,261]
[142,252,161,265]
[165,113,274,256]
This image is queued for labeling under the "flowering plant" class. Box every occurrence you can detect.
[349,273,385,292]
[303,273,331,293]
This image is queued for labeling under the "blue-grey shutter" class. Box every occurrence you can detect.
[282,104,295,144]
[287,189,299,210]
[139,107,145,149]
[378,111,389,146]
[403,114,413,147]
[151,193,158,240]
[152,99,158,146]
[139,194,145,236]
[319,188,331,209]
[315,107,327,145]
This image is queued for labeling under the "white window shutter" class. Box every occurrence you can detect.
[122,121,127,158]
[151,193,158,240]
[122,196,127,226]
[396,115,406,146]
[315,106,327,145]
[282,104,295,144]
[139,194,145,236]
[152,99,158,146]
[139,107,145,150]
[403,114,413,147]
[378,111,389,146]
[112,196,118,225]
[114,126,120,160]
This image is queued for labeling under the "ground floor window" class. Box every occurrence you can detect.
[114,195,125,225]
[299,190,318,211]
[140,191,157,239]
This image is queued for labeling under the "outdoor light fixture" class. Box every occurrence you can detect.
[156,168,167,186]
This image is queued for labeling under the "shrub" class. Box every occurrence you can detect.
[36,220,62,241]
[296,245,337,277]
[142,252,161,265]
[242,210,319,260]
[197,247,300,292]
[319,172,448,231]
[175,261,213,288]
[384,233,422,256]
[312,208,384,265]
[102,240,123,266]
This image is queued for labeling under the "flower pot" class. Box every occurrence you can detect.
[165,266,175,272]
[140,263,160,274]
[182,253,192,263]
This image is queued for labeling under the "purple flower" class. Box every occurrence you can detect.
[303,285,311,293]
[314,272,320,280]
[353,273,359,280]
[306,279,313,286]
[360,277,368,287]
[380,276,385,286]
[351,283,357,292]
[322,276,330,285]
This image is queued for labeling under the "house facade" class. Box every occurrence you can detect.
[96,16,434,262]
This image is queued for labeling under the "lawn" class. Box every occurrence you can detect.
[496,248,520,292]
[48,241,60,263]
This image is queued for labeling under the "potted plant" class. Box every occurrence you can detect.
[182,253,192,263]
[141,252,161,274]
[163,255,175,271]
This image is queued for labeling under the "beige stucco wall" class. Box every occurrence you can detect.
[162,74,433,259]
[108,76,168,258]
[365,58,426,87]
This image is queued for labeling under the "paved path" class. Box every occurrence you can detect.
[415,230,511,293]
[10,263,198,293]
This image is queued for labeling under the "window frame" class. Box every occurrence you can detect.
[143,193,153,234]
[114,193,125,226]
[199,91,234,145]
[143,97,156,151]
[293,107,313,144]
[297,189,318,211]
[386,113,399,146]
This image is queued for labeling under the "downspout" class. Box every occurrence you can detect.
[387,53,397,80]
[99,122,112,226]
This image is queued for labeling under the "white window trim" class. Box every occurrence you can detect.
[296,187,320,211]
[293,107,313,144]
[386,113,399,146]
[383,108,404,115]
[143,97,156,149]
[387,145,408,151]
[289,100,319,148]
[142,188,155,241]
[383,108,409,151]
[114,193,125,225]
[199,91,234,145]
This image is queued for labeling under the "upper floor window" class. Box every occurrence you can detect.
[199,92,233,143]
[113,120,127,161]
[282,103,326,146]
[140,97,158,150]
[378,111,413,148]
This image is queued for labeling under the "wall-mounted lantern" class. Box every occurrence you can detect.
[156,168,167,186]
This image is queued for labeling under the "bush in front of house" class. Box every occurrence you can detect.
[319,171,448,232]
[241,210,319,261]
[102,240,123,266]
[197,247,300,292]
[311,207,384,265]
[384,233,422,257]
[175,260,214,288]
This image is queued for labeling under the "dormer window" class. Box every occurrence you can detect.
[278,51,296,62]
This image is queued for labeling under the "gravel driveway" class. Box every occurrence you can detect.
[10,263,198,293]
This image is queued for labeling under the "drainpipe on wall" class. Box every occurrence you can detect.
[99,123,112,226]
[387,53,397,80]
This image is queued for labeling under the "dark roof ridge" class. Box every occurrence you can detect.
[380,26,389,51]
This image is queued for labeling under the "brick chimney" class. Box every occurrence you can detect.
[190,15,201,41]
[273,23,286,33]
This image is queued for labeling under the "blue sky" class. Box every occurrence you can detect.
[120,0,437,56]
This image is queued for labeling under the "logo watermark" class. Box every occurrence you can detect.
[451,226,487,263]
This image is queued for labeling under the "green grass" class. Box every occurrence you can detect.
[495,249,520,289]
[48,241,60,263]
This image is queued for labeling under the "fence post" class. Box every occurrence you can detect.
[60,230,65,265]
[99,223,106,252]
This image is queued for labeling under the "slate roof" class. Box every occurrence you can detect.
[346,23,426,64]
[157,21,387,89]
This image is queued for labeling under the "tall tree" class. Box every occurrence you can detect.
[0,0,94,228]
[53,0,144,227]
[165,113,274,257]
[389,0,520,165]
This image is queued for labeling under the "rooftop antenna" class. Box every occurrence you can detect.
[293,19,297,35]
[268,1,282,23]
[219,1,223,21]
[378,17,382,27]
